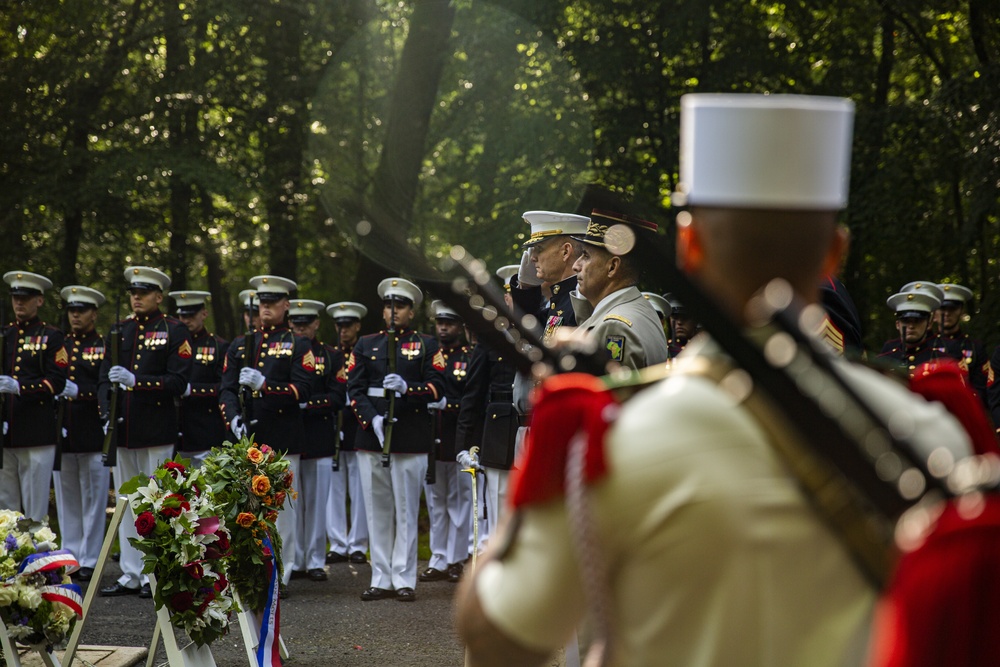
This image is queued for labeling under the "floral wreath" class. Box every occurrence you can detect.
[0,511,83,651]
[121,458,234,646]
[202,435,295,614]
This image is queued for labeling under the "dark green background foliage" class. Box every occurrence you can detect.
[2,0,998,351]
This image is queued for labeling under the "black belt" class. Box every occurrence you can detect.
[489,391,514,403]
[517,413,531,427]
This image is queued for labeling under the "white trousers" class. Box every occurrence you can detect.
[53,452,110,569]
[113,444,174,588]
[358,451,426,591]
[425,460,472,570]
[177,449,210,468]
[484,467,510,547]
[326,451,368,555]
[295,457,331,571]
[0,446,56,521]
[275,453,301,585]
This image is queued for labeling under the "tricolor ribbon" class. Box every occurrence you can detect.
[5,550,83,618]
[255,534,281,667]
[40,584,84,618]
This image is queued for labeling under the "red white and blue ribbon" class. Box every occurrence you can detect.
[41,584,84,618]
[255,534,282,667]
[17,549,80,576]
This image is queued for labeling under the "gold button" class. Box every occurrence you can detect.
[70,365,76,371]
[258,362,264,368]
[13,366,19,371]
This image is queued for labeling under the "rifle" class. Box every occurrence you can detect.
[332,407,342,472]
[0,299,6,467]
[239,293,257,434]
[102,292,123,467]
[426,407,439,484]
[381,299,397,467]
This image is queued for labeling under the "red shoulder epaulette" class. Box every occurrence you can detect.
[508,372,618,509]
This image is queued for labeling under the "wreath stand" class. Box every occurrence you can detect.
[233,593,289,666]
[0,622,62,667]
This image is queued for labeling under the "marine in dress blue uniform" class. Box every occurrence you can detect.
[325,301,369,565]
[935,283,988,406]
[287,299,346,582]
[877,284,960,376]
[53,285,109,581]
[219,275,313,593]
[99,266,193,597]
[347,278,445,602]
[0,271,68,521]
[665,293,699,362]
[169,290,229,466]
[420,301,474,584]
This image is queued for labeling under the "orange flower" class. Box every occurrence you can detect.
[247,447,265,464]
[236,512,255,528]
[251,475,271,496]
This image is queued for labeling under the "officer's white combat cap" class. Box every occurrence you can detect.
[937,283,973,306]
[5,271,53,296]
[674,94,855,210]
[239,289,259,311]
[641,292,671,320]
[378,278,422,307]
[495,265,518,289]
[521,211,591,248]
[900,281,945,306]
[888,291,940,318]
[169,290,211,315]
[326,301,367,323]
[124,266,171,292]
[431,300,462,322]
[60,285,106,308]
[289,299,325,324]
[248,275,297,302]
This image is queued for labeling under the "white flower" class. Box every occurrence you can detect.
[18,584,43,610]
[0,584,19,606]
[33,526,57,545]
[7,623,33,640]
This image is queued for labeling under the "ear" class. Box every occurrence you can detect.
[676,217,705,274]
[607,255,621,277]
[820,224,849,278]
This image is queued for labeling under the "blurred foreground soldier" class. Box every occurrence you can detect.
[325,302,369,565]
[665,293,698,359]
[878,283,955,377]
[570,210,668,371]
[99,266,192,597]
[170,290,229,466]
[347,278,445,602]
[0,271,67,521]
[288,299,343,582]
[54,286,108,582]
[457,94,971,666]
[935,283,987,404]
[420,300,473,584]
[239,289,260,331]
[819,275,864,356]
[220,275,312,596]
[641,292,670,334]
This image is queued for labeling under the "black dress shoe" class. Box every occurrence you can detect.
[395,587,416,602]
[290,569,307,580]
[279,585,290,600]
[360,587,393,601]
[326,551,348,564]
[138,583,152,599]
[100,583,140,597]
[75,567,94,582]
[447,562,464,583]
[349,551,367,564]
[418,567,449,582]
[307,568,328,582]
[111,551,120,562]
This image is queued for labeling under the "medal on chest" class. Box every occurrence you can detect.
[401,341,422,360]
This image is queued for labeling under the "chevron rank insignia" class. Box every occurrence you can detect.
[178,340,193,359]
[54,347,69,368]
[432,349,447,370]
[606,335,625,362]
[302,350,316,372]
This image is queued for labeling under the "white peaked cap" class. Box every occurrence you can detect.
[124,266,171,291]
[937,283,973,305]
[326,301,368,321]
[431,299,462,321]
[900,281,945,305]
[288,299,326,318]
[495,265,519,287]
[887,291,940,316]
[5,271,53,295]
[61,285,106,308]
[378,278,422,307]
[641,292,671,319]
[522,211,591,247]
[675,94,855,210]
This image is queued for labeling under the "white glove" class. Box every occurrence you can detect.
[2,422,7,435]
[372,415,385,446]
[382,373,408,395]
[102,420,109,436]
[59,380,79,399]
[61,427,68,438]
[517,249,542,287]
[231,416,247,440]
[0,376,20,395]
[183,383,192,398]
[298,402,308,409]
[427,396,447,412]
[108,366,136,388]
[457,450,480,470]
[239,367,266,391]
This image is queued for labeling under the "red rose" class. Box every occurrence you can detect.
[197,590,216,616]
[171,591,194,612]
[184,562,204,580]
[273,491,286,508]
[134,511,157,537]
[215,532,230,553]
[164,461,187,478]
[159,493,191,519]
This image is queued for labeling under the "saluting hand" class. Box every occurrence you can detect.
[239,367,266,391]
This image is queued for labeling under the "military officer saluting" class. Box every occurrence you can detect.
[569,210,669,371]
[421,300,474,584]
[220,275,313,596]
[99,266,193,597]
[325,301,369,565]
[347,278,446,602]
[169,290,229,466]
[0,271,68,521]
[935,282,988,404]
[288,298,344,582]
[54,285,109,582]
[878,282,956,376]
